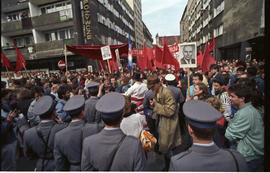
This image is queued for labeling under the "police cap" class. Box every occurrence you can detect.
[95,92,125,118]
[183,100,222,128]
[63,95,85,116]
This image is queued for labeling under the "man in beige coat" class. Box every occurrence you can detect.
[147,74,182,171]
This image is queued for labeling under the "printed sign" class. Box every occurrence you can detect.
[101,45,112,61]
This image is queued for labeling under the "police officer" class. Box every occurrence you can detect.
[84,82,102,123]
[169,100,248,171]
[81,92,147,171]
[23,96,67,171]
[54,95,104,171]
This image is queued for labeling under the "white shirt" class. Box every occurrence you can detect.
[120,113,146,138]
[193,141,215,147]
[124,82,148,99]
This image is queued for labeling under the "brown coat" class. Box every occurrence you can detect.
[153,86,182,153]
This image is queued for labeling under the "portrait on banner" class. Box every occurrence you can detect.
[178,42,197,68]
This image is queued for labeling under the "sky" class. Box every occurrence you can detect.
[142,0,188,44]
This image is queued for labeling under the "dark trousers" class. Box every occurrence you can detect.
[247,157,264,172]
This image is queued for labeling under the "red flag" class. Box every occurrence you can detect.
[208,35,215,52]
[137,55,146,71]
[197,50,203,67]
[14,43,26,72]
[201,42,216,73]
[162,39,180,70]
[154,45,163,68]
[143,45,154,70]
[1,52,15,71]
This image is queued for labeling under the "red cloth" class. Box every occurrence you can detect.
[197,50,203,67]
[66,43,128,60]
[1,52,15,71]
[208,35,215,52]
[201,41,216,73]
[14,43,26,72]
[143,45,154,70]
[67,44,128,73]
[162,40,180,70]
[154,45,163,68]
[216,116,226,127]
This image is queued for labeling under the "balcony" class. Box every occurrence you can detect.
[32,11,73,31]
[2,39,75,61]
[2,46,31,62]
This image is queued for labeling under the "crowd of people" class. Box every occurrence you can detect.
[1,58,265,171]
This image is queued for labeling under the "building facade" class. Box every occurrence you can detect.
[143,22,153,48]
[1,0,135,72]
[179,0,265,60]
[126,0,144,49]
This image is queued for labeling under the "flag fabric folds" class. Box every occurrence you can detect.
[1,52,15,71]
[162,39,180,70]
[208,35,215,52]
[14,43,26,72]
[154,45,163,69]
[201,41,216,73]
[128,33,133,71]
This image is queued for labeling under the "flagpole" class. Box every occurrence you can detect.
[187,68,190,97]
[107,60,111,74]
[64,44,68,72]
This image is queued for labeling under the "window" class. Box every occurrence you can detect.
[59,30,66,40]
[13,36,33,47]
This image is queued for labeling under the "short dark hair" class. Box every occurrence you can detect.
[247,66,257,77]
[236,60,246,69]
[101,114,122,126]
[188,123,216,140]
[236,67,245,72]
[57,84,71,99]
[33,85,44,96]
[193,73,203,81]
[228,83,252,103]
[88,88,98,97]
[210,64,219,71]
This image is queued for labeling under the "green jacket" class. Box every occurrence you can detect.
[153,87,182,153]
[225,102,264,162]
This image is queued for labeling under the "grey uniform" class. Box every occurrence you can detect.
[23,120,67,171]
[54,120,104,171]
[81,128,147,171]
[166,85,185,105]
[169,144,248,171]
[84,97,101,123]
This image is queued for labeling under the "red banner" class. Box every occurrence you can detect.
[132,49,143,56]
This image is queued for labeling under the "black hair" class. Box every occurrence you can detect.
[247,66,257,77]
[101,114,122,126]
[236,67,245,72]
[188,123,216,140]
[88,88,99,97]
[236,60,247,69]
[228,83,252,103]
[57,84,71,99]
[210,64,219,71]
[212,74,226,86]
[193,73,203,81]
[32,85,44,96]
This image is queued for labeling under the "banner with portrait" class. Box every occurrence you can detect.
[178,42,197,68]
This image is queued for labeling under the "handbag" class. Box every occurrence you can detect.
[139,130,157,152]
